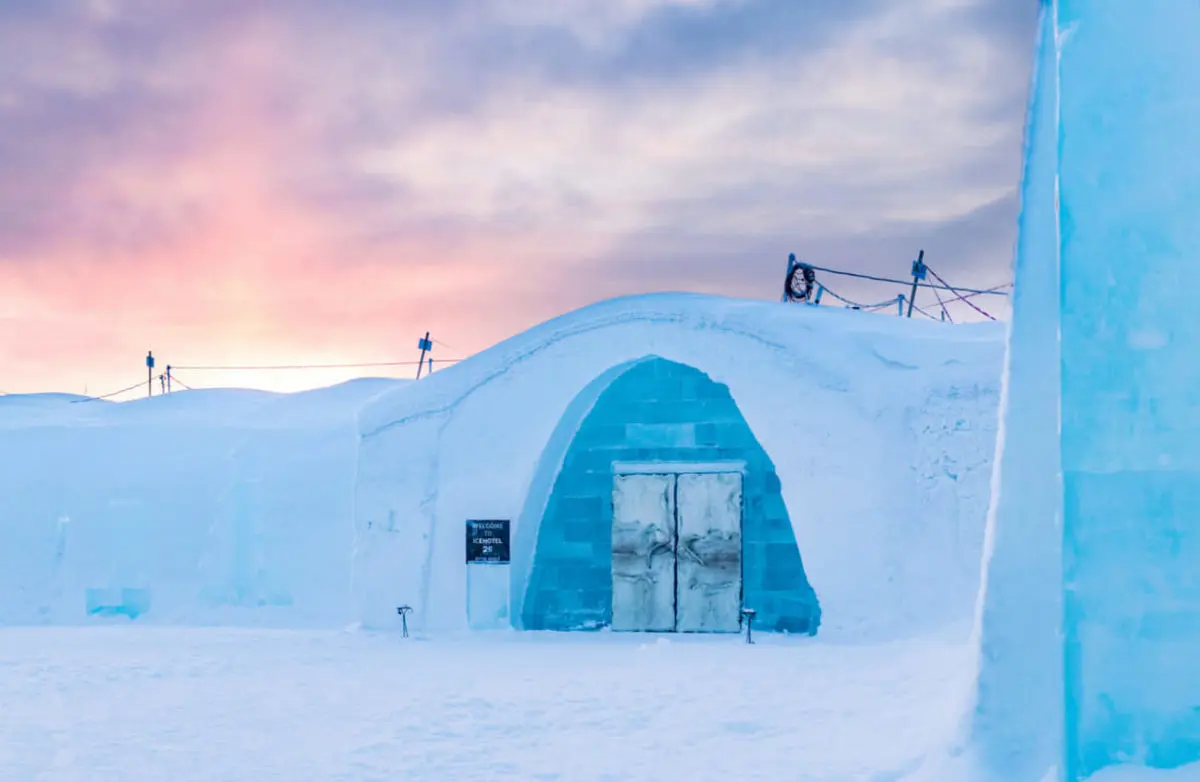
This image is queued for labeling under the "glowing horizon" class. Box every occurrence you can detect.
[0,1,1036,398]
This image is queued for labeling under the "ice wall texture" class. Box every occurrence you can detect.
[967,4,1063,780]
[1059,2,1200,778]
[521,358,820,633]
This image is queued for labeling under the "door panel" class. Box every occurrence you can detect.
[676,472,743,633]
[611,474,677,631]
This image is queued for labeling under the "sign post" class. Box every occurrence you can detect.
[416,333,433,379]
[907,249,926,318]
[465,520,510,630]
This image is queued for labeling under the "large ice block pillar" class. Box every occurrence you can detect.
[1059,1,1200,778]
[967,2,1062,779]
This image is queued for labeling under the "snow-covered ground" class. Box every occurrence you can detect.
[0,625,973,782]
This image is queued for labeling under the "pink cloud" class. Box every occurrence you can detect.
[0,0,1030,396]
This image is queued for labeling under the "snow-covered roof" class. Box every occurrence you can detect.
[360,292,1004,437]
[353,293,1007,639]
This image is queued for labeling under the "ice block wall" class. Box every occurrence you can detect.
[968,2,1062,779]
[1059,1,1200,778]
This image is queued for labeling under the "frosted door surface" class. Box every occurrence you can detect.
[611,474,676,631]
[676,473,742,633]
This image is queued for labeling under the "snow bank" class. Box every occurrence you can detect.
[0,378,406,627]
[353,293,1005,637]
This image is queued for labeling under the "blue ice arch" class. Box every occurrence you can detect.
[517,357,820,633]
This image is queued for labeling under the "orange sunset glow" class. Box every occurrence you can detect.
[0,1,1036,397]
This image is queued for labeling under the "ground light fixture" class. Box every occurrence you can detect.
[741,608,757,645]
[396,605,413,638]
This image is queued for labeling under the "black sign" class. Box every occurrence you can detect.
[466,520,510,564]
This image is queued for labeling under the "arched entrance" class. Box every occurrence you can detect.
[520,357,820,634]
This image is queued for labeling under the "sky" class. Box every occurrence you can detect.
[0,0,1039,396]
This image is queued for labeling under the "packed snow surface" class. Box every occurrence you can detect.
[0,627,973,782]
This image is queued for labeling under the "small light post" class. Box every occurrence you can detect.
[741,608,757,645]
[396,605,413,638]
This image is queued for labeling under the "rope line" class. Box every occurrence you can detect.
[820,284,901,311]
[814,280,944,321]
[924,265,997,321]
[67,359,457,402]
[807,264,1010,296]
[866,296,903,312]
[929,282,954,323]
[817,285,861,308]
[172,359,461,371]
[938,284,1008,306]
[70,379,148,403]
[862,297,905,311]
[910,301,941,320]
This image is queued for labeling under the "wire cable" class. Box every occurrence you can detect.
[807,264,1010,296]
[70,379,148,403]
[819,284,901,311]
[866,297,903,313]
[910,301,941,320]
[939,284,1009,307]
[819,286,871,309]
[929,282,954,323]
[924,265,997,321]
[171,359,461,371]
